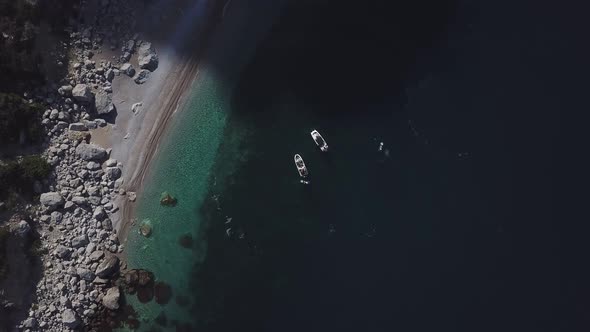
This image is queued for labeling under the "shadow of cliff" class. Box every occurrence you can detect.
[0,225,43,331]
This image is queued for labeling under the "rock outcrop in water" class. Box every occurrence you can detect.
[160,192,177,206]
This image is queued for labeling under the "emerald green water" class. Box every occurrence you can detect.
[124,1,287,330]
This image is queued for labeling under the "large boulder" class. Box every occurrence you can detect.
[94,90,115,115]
[62,309,80,328]
[137,42,158,71]
[95,255,119,278]
[58,85,73,96]
[102,286,121,310]
[72,84,93,103]
[72,234,89,248]
[69,122,88,131]
[40,192,64,209]
[75,143,107,161]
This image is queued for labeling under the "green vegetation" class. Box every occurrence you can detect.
[0,93,44,145]
[0,155,50,200]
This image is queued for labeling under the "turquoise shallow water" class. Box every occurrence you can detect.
[123,1,287,329]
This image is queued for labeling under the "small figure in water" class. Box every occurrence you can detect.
[300,179,310,185]
[378,142,384,152]
[329,224,336,234]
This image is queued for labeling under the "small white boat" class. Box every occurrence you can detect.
[294,154,308,178]
[311,130,328,152]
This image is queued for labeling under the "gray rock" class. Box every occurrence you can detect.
[72,196,87,205]
[86,161,101,170]
[64,201,75,210]
[49,109,59,120]
[105,68,115,82]
[138,42,158,71]
[40,192,64,209]
[22,317,37,329]
[93,206,106,220]
[134,69,150,84]
[51,211,63,223]
[95,118,107,127]
[126,39,135,52]
[69,122,88,131]
[58,85,73,96]
[120,63,135,77]
[105,158,117,167]
[102,286,120,310]
[13,220,30,237]
[105,167,122,180]
[77,267,95,281]
[72,235,89,248]
[95,255,119,278]
[72,84,93,103]
[87,186,101,196]
[76,143,107,161]
[62,309,80,328]
[121,51,131,62]
[88,250,104,262]
[94,90,115,115]
[55,245,72,259]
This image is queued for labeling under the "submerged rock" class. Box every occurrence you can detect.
[175,295,189,307]
[178,234,193,248]
[159,192,177,207]
[139,223,152,237]
[155,311,167,326]
[154,281,172,305]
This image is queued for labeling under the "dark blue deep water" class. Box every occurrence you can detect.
[136,0,586,330]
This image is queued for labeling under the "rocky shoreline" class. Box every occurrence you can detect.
[5,0,163,330]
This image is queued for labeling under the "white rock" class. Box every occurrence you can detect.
[40,192,64,209]
[105,158,117,167]
[62,309,80,328]
[102,286,120,310]
[72,84,93,103]
[94,90,115,115]
[75,143,107,161]
[138,42,158,71]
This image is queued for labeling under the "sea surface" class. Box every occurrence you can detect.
[124,0,581,331]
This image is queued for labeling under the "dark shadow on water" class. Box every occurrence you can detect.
[186,0,460,331]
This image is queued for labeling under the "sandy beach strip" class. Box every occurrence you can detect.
[106,0,227,242]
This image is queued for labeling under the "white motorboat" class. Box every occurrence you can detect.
[311,130,328,152]
[294,154,308,178]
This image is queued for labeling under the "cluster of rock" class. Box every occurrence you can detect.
[14,0,161,330]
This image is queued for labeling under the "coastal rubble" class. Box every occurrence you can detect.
[11,1,165,329]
